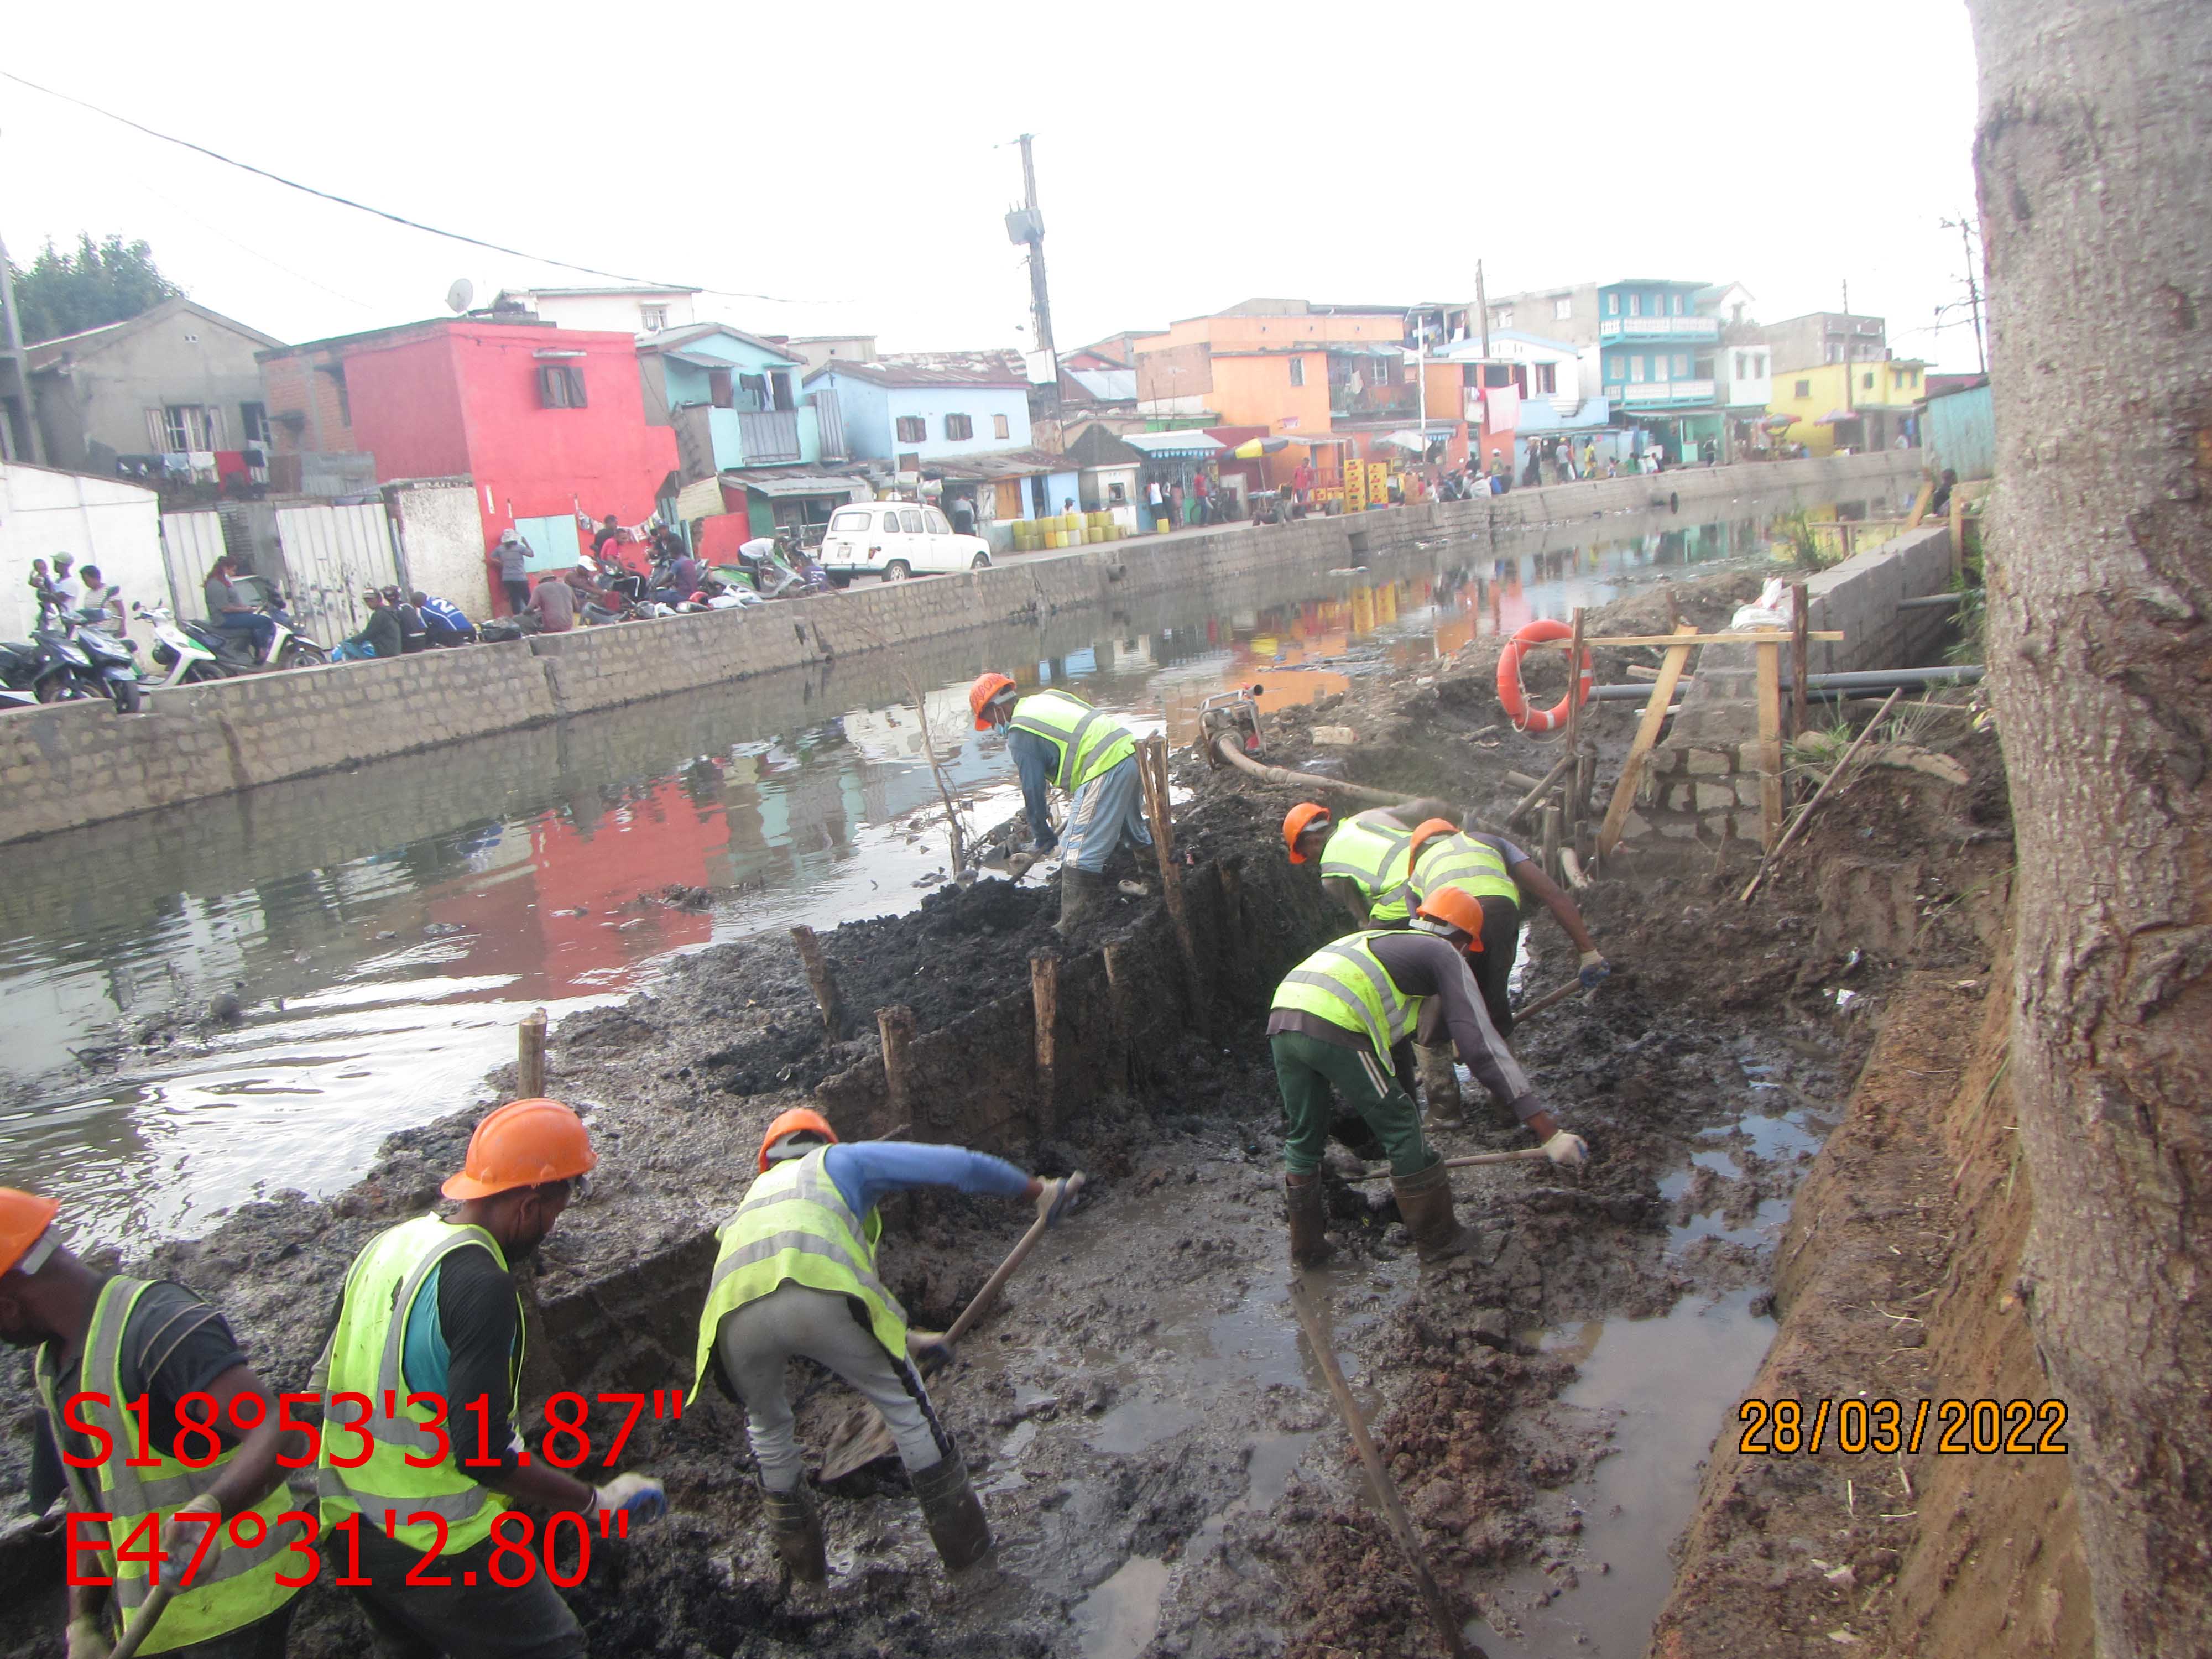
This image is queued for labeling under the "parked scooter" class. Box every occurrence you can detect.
[54,609,145,712]
[185,601,330,672]
[0,635,84,704]
[133,601,232,686]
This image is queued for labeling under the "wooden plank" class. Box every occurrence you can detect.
[1519,629,1843,650]
[1949,494,1966,583]
[1138,736,1207,1036]
[1030,950,1058,1120]
[1904,478,1936,529]
[1789,582,1809,739]
[1597,623,1698,855]
[790,925,845,1039]
[1287,1282,1473,1659]
[1756,642,1785,849]
[517,1008,547,1099]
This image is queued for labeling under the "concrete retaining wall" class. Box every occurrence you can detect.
[1622,520,1959,853]
[0,451,1922,845]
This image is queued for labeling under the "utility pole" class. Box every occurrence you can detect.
[1475,260,1491,358]
[0,228,48,465]
[1007,134,1057,408]
[1841,278,1853,414]
[1942,214,1988,375]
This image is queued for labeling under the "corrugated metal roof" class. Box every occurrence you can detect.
[805,348,1030,389]
[1121,430,1226,457]
[735,473,866,499]
[920,447,1071,481]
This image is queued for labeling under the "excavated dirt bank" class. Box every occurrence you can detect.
[1,564,2033,1659]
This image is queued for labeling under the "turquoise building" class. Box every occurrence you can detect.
[1595,280,1725,462]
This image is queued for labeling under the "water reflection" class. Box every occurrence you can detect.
[0,492,1890,1241]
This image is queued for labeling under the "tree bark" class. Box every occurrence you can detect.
[1966,3,2212,1654]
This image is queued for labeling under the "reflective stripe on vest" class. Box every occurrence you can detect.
[1271,931,1422,1068]
[1007,689,1136,794]
[313,1215,520,1556]
[1410,832,1521,906]
[690,1147,907,1403]
[33,1279,300,1653]
[1318,811,1413,915]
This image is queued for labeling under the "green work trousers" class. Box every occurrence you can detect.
[1272,1030,1431,1177]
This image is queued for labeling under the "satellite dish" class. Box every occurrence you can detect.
[446,278,476,315]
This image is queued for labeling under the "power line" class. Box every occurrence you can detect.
[2,69,827,308]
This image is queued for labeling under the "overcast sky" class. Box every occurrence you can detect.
[3,1,1986,369]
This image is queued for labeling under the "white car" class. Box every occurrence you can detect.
[819,503,995,581]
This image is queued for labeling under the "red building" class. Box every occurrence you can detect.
[258,318,677,609]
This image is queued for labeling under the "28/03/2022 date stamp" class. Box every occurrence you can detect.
[1738,1396,2069,1457]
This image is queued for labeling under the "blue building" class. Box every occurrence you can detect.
[639,324,860,534]
[803,354,1074,539]
[1593,279,1725,462]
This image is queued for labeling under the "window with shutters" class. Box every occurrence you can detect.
[994,413,1010,438]
[539,365,588,408]
[896,416,927,443]
[1674,354,1690,378]
[708,369,734,409]
[1630,357,1646,383]
[640,305,669,332]
[943,413,974,440]
[1553,296,1572,320]
[1629,294,1642,317]
[239,401,270,444]
[1533,363,1557,394]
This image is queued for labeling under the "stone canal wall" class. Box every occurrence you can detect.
[0,450,1921,844]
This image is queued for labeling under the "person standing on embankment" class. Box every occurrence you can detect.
[1269,889,1589,1271]
[2,1186,302,1659]
[691,1109,1082,1583]
[970,672,1150,932]
[312,1099,666,1659]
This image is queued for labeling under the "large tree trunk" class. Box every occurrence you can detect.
[1966,2,2212,1655]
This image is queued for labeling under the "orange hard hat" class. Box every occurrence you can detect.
[1414,886,1486,947]
[0,1187,61,1278]
[1283,802,1332,863]
[969,672,1018,730]
[758,1107,838,1172]
[1406,818,1459,869]
[441,1099,598,1201]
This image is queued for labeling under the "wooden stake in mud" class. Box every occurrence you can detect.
[1597,622,1698,856]
[1755,641,1785,849]
[877,1005,919,1128]
[1740,688,1904,904]
[1574,746,1596,843]
[1138,735,1208,1036]
[1030,951,1058,1120]
[517,1008,547,1100]
[1789,582,1810,740]
[1287,1282,1475,1659]
[1506,752,1574,830]
[1664,588,1681,633]
[1102,940,1136,1091]
[1562,607,1587,837]
[1540,797,1563,883]
[790,926,845,1040]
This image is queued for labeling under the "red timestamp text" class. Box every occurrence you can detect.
[59,1387,685,1472]
[66,1506,631,1588]
[1736,1396,2069,1457]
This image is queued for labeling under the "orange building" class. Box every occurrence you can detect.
[1129,300,1464,488]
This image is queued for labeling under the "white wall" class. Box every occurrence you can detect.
[389,482,494,615]
[0,462,167,643]
[1716,343,1773,410]
[526,291,698,334]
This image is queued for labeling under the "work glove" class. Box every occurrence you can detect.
[66,1616,106,1659]
[906,1329,956,1378]
[1035,1172,1086,1228]
[1578,951,1612,991]
[1542,1131,1590,1167]
[156,1498,221,1590]
[593,1472,668,1525]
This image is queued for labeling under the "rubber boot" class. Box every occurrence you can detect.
[1391,1158,1480,1270]
[911,1449,993,1572]
[762,1483,827,1584]
[1416,1044,1465,1129]
[1285,1175,1334,1269]
[1056,866,1108,936]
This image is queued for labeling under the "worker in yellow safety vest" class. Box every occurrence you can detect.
[1267,890,1589,1271]
[1398,818,1611,1110]
[1281,797,1462,930]
[314,1099,665,1658]
[971,671,1148,932]
[2,1186,300,1659]
[692,1107,1083,1583]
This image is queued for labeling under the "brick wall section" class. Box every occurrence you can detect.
[0,452,1924,844]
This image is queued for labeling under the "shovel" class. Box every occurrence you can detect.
[1348,1147,1551,1183]
[107,1585,173,1659]
[817,1175,1084,1481]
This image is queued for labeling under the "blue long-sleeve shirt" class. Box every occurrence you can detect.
[1005,727,1060,849]
[822,1141,1030,1218]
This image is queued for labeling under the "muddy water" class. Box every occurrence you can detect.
[0,489,1892,1250]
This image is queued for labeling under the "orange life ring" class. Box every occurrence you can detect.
[1495,618,1592,733]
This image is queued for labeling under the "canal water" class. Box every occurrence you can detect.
[0,491,1900,1244]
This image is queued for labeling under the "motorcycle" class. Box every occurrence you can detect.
[55,609,145,712]
[200,578,330,671]
[0,635,83,704]
[133,601,232,686]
